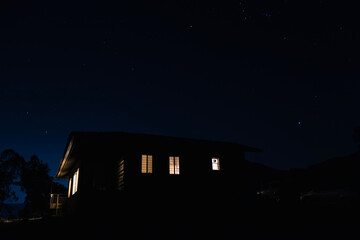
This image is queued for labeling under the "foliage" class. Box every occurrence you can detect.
[0,150,25,212]
[1,150,54,218]
[20,155,52,217]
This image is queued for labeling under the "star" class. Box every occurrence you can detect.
[298,121,302,126]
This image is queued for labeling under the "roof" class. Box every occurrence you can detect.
[56,131,262,178]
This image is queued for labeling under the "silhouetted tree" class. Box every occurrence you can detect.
[0,150,24,214]
[20,155,52,217]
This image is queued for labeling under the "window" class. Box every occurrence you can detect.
[118,159,125,191]
[68,178,72,198]
[72,168,79,195]
[169,156,180,175]
[141,155,153,173]
[212,158,220,170]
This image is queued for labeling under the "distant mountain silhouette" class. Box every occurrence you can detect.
[243,151,360,194]
[306,151,360,188]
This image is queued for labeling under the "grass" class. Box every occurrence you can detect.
[1,203,359,239]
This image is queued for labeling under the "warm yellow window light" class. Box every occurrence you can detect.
[72,168,79,195]
[212,158,220,170]
[141,155,153,173]
[147,155,153,173]
[118,159,125,191]
[68,178,72,198]
[169,156,174,174]
[169,156,180,175]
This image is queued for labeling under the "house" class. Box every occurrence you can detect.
[55,132,262,217]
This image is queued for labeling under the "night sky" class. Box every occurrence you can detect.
[1,0,360,182]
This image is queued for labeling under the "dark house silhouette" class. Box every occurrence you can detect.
[55,132,262,217]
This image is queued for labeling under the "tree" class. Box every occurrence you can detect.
[0,150,25,214]
[20,155,52,217]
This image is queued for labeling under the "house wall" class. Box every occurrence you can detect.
[118,146,243,216]
[64,156,82,215]
[64,137,245,217]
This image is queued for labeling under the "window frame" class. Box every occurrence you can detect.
[72,168,79,195]
[169,156,180,175]
[118,159,125,191]
[141,154,153,174]
[212,157,220,171]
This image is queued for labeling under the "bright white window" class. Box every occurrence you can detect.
[212,158,220,170]
[169,156,180,175]
[68,178,72,198]
[141,155,153,173]
[72,168,79,195]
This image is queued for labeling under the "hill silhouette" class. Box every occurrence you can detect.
[306,151,360,188]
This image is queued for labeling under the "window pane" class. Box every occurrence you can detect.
[141,155,147,173]
[212,158,220,170]
[118,160,125,191]
[175,157,180,175]
[169,156,174,174]
[148,155,153,173]
[141,154,153,173]
[72,172,76,195]
[169,156,180,175]
[72,169,79,195]
[77,169,79,191]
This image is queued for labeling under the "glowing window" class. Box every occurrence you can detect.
[68,178,72,198]
[169,156,180,175]
[72,168,79,195]
[212,158,220,170]
[118,159,125,191]
[141,155,153,173]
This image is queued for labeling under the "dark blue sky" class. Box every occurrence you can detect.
[1,0,360,183]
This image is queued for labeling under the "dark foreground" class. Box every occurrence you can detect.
[1,204,359,240]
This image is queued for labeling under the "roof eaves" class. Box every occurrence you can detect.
[56,135,75,178]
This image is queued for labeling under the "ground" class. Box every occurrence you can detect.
[1,203,359,239]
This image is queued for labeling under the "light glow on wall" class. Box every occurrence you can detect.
[68,178,72,198]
